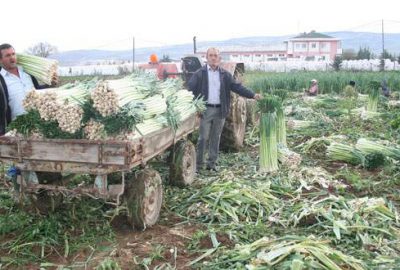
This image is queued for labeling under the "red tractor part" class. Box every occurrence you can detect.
[138,62,180,80]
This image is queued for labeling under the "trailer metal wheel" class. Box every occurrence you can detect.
[169,140,196,187]
[29,172,63,214]
[125,168,163,230]
[246,99,260,126]
[221,93,247,151]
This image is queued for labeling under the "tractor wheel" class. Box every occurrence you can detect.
[221,93,247,151]
[125,168,163,230]
[246,99,260,126]
[29,172,63,214]
[169,140,196,187]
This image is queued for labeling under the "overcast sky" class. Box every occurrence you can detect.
[3,0,400,52]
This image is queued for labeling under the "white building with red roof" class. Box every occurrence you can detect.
[197,31,342,62]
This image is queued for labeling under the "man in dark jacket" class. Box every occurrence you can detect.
[188,47,261,172]
[0,43,48,135]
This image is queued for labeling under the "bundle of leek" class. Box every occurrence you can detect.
[169,90,205,120]
[388,100,400,108]
[164,95,182,132]
[90,74,158,117]
[356,138,400,160]
[296,135,348,157]
[107,78,147,105]
[367,81,380,112]
[84,119,105,140]
[134,118,165,138]
[159,78,183,98]
[16,53,58,85]
[327,142,364,165]
[22,87,88,134]
[273,89,288,146]
[141,95,168,119]
[51,86,90,105]
[258,96,280,173]
[296,137,332,157]
[286,119,316,130]
[277,145,302,168]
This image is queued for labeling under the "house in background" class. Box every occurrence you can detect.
[286,31,342,61]
[197,31,342,62]
[197,44,288,62]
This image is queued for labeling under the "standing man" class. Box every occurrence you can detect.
[0,43,47,135]
[188,47,261,172]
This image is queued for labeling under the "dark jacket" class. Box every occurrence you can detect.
[0,67,46,135]
[187,65,255,118]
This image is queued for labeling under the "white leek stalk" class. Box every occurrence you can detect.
[17,53,58,85]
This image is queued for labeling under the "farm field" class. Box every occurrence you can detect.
[1,71,400,270]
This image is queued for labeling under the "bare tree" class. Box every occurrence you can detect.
[27,42,58,58]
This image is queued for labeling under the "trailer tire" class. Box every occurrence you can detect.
[125,168,163,230]
[29,172,63,214]
[169,140,196,187]
[246,99,260,126]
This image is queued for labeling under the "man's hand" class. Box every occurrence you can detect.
[254,93,262,100]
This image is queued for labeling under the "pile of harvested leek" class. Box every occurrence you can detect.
[168,180,278,224]
[285,195,399,242]
[210,235,365,270]
[8,73,205,140]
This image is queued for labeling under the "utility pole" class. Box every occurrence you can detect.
[382,19,385,71]
[193,36,197,54]
[132,36,135,72]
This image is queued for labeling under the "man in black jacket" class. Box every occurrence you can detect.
[188,47,261,172]
[0,43,48,135]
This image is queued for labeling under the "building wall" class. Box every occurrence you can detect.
[227,51,287,62]
[288,39,341,60]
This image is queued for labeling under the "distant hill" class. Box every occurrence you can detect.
[330,31,400,54]
[51,31,400,66]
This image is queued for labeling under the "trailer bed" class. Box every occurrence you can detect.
[0,114,199,174]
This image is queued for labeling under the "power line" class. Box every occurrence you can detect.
[334,20,381,32]
[386,19,400,24]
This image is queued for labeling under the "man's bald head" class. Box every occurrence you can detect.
[206,47,220,57]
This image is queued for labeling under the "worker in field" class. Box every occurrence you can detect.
[343,80,358,97]
[0,43,49,135]
[188,47,262,172]
[381,79,390,97]
[305,79,319,96]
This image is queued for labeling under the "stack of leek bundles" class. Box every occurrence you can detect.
[8,73,205,140]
